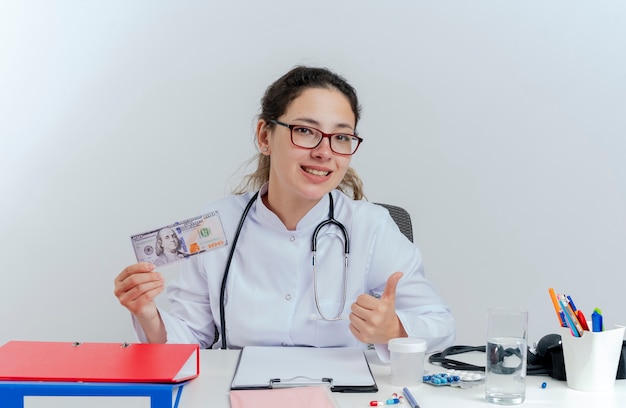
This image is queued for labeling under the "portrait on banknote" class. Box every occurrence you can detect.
[152,227,185,266]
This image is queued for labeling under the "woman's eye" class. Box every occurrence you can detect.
[334,134,351,143]
[295,127,315,136]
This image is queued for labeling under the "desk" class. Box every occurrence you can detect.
[180,349,626,408]
[11,349,626,407]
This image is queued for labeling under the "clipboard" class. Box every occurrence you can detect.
[230,346,378,393]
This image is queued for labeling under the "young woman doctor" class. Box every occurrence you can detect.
[114,66,455,359]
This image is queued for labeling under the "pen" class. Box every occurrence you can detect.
[577,310,590,331]
[592,309,603,332]
[548,288,566,327]
[566,295,589,330]
[566,295,577,311]
[403,387,420,408]
[558,296,581,337]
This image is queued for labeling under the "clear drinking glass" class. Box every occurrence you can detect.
[485,307,528,405]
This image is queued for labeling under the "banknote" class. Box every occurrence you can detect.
[130,211,227,266]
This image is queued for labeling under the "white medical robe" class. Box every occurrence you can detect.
[133,186,455,360]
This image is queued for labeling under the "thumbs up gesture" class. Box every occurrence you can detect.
[349,271,408,344]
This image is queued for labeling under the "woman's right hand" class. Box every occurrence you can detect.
[114,262,165,321]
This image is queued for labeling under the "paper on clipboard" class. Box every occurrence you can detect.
[230,346,377,393]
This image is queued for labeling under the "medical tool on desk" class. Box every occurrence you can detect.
[219,192,350,349]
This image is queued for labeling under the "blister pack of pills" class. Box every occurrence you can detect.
[423,370,485,389]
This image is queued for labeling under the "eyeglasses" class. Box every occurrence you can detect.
[270,119,363,155]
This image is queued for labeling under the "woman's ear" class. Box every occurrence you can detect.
[256,120,271,155]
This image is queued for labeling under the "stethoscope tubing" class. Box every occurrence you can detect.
[311,194,349,321]
[218,191,349,349]
[219,191,258,350]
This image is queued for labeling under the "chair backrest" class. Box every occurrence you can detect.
[375,203,414,242]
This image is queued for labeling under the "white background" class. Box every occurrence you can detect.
[1,1,625,348]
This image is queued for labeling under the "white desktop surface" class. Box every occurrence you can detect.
[179,349,626,407]
[14,348,626,407]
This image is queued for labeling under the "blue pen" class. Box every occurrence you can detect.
[566,295,577,311]
[558,297,581,337]
[592,309,603,332]
[402,387,420,408]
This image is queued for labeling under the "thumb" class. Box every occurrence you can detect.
[381,271,403,303]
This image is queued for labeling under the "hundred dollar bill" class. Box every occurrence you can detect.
[130,211,227,266]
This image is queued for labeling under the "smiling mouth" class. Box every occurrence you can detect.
[303,167,330,177]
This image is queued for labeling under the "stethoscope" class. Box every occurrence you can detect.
[218,191,349,349]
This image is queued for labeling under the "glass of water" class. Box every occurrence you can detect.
[485,307,528,405]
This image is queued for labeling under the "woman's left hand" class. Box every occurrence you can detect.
[349,271,408,344]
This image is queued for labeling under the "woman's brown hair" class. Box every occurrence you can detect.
[234,66,365,200]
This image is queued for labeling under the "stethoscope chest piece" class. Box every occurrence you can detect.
[219,192,350,348]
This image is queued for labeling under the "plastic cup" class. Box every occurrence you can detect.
[388,337,427,387]
[560,325,625,392]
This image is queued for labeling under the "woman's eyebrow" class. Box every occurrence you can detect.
[290,117,355,132]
